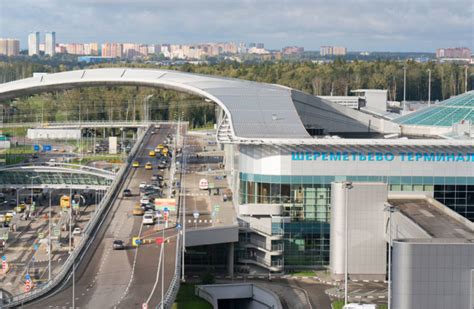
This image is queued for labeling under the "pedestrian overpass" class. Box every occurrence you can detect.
[0,163,115,190]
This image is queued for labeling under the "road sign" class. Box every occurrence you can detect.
[213,204,220,212]
[193,211,200,219]
[33,145,40,151]
[142,303,148,309]
[43,145,52,152]
[25,273,31,280]
[211,211,216,218]
[34,244,39,251]
[53,228,60,237]
[38,232,44,239]
[2,260,7,273]
[176,223,182,230]
[163,207,169,213]
[155,237,164,245]
[25,277,32,292]
[132,237,142,247]
[208,182,215,189]
[1,256,5,261]
[2,233,7,241]
[163,212,169,221]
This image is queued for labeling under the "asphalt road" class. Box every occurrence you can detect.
[28,124,180,309]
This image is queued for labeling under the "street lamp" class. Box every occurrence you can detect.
[344,181,353,306]
[65,185,73,252]
[402,65,407,111]
[26,175,40,214]
[384,202,399,309]
[44,185,52,281]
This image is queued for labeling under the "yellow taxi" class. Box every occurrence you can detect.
[132,161,140,168]
[149,150,156,157]
[145,162,153,170]
[15,203,26,213]
[154,147,161,153]
[157,144,164,150]
[132,207,144,216]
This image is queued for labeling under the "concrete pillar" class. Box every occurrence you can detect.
[227,242,234,277]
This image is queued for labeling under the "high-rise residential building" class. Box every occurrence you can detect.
[436,47,471,59]
[45,32,56,56]
[282,46,304,55]
[28,31,40,56]
[320,46,347,56]
[0,39,20,56]
[101,43,123,58]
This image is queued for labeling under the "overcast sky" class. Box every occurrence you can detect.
[1,0,473,52]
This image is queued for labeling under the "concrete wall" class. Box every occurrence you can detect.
[27,128,81,140]
[185,225,239,247]
[196,283,282,309]
[330,182,388,280]
[392,239,474,309]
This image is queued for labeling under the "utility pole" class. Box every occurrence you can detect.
[427,69,431,107]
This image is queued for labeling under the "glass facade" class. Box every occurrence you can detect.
[239,172,474,267]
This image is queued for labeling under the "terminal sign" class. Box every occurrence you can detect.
[291,151,474,163]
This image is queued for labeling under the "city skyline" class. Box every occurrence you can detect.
[0,0,472,52]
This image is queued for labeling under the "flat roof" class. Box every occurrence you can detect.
[389,198,474,239]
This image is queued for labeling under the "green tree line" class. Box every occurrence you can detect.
[0,58,472,126]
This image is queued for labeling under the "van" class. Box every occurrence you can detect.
[143,214,155,225]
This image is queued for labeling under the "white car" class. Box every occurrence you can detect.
[139,182,147,189]
[142,214,155,225]
[140,197,150,204]
[72,227,82,235]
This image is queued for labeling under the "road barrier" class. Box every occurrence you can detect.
[1,126,151,307]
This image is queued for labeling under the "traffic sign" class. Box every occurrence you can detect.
[2,260,7,273]
[213,204,220,212]
[38,232,44,239]
[25,273,31,280]
[155,237,164,245]
[163,207,169,213]
[193,211,200,219]
[163,212,169,221]
[132,237,142,247]
[142,303,148,309]
[34,244,39,251]
[2,233,8,241]
[53,228,60,237]
[33,145,40,151]
[25,277,32,292]
[211,211,216,218]
[209,183,215,189]
[43,145,52,152]
[176,223,182,230]
[1,255,5,261]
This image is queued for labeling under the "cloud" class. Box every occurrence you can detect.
[0,0,472,51]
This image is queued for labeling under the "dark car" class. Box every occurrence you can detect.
[151,174,163,182]
[113,240,125,250]
[123,189,132,197]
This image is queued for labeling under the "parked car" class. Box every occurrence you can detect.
[113,239,125,250]
[72,227,82,235]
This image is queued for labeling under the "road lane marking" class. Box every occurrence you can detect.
[145,242,164,305]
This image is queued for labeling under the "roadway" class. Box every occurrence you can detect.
[28,124,181,308]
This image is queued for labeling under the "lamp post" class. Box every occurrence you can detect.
[65,185,73,252]
[344,181,353,306]
[384,203,399,309]
[181,121,187,283]
[44,185,52,281]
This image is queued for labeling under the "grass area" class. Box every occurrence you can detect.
[71,155,124,165]
[6,145,34,155]
[290,269,317,277]
[172,283,212,309]
[332,300,388,309]
[1,127,28,137]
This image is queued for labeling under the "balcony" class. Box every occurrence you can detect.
[241,238,284,255]
[238,254,284,272]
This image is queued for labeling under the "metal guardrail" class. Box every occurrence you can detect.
[0,126,150,307]
[1,120,184,128]
[157,232,182,309]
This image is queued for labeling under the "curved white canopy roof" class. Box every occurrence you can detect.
[0,68,311,140]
